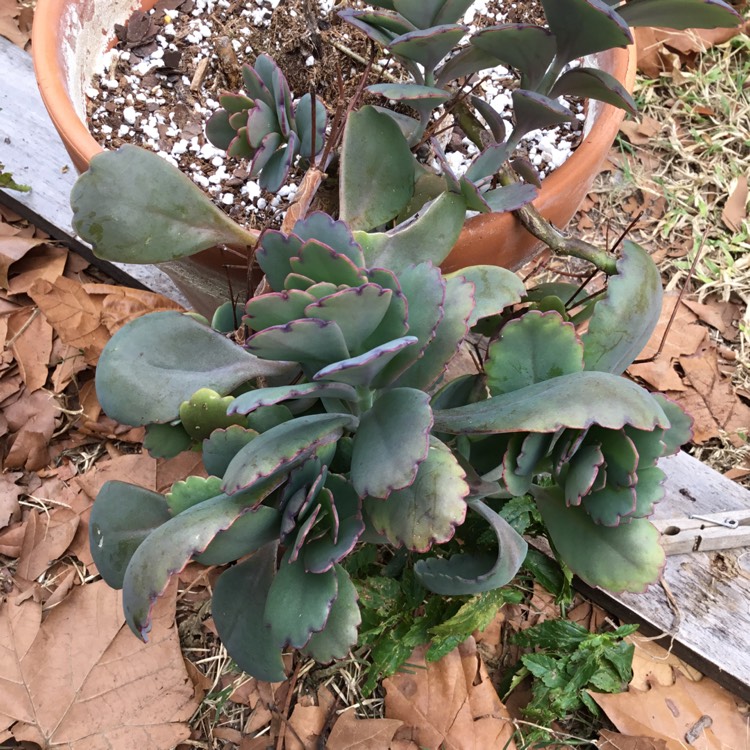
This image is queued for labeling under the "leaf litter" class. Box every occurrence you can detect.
[3,4,750,747]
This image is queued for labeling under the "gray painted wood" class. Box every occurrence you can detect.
[0,37,186,304]
[2,33,749,700]
[579,450,750,701]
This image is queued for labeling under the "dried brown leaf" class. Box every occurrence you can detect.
[16,506,79,581]
[591,672,749,750]
[326,711,402,750]
[8,308,53,392]
[627,292,707,392]
[383,639,516,750]
[27,277,111,365]
[0,580,200,748]
[8,245,68,295]
[721,176,748,233]
[599,729,669,750]
[0,472,22,530]
[285,703,327,750]
[668,347,750,446]
[0,235,46,288]
[619,117,662,146]
[4,389,60,470]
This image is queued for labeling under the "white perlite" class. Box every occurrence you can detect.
[86,0,585,228]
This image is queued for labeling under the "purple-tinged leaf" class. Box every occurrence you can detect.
[259,132,298,193]
[289,504,323,563]
[212,544,286,682]
[227,127,252,159]
[365,442,468,551]
[512,89,575,139]
[243,289,316,331]
[415,498,527,595]
[510,155,542,188]
[245,318,350,371]
[564,444,605,506]
[395,275,474,391]
[249,131,283,178]
[241,59,273,106]
[122,480,279,639]
[389,25,467,72]
[629,467,665,519]
[444,265,525,327]
[582,484,637,526]
[471,96,507,144]
[652,394,693,455]
[465,142,513,182]
[434,0,476,25]
[314,336,419,387]
[219,92,254,113]
[551,67,636,115]
[392,0,442,28]
[592,428,638,489]
[202,426,259,478]
[271,65,293,138]
[541,0,632,62]
[433,371,670,434]
[338,9,406,47]
[534,486,664,592]
[486,311,584,396]
[293,212,365,268]
[304,285,394,354]
[295,93,328,158]
[291,240,369,287]
[302,565,361,662]
[501,434,533,496]
[89,481,171,589]
[351,387,433,499]
[206,109,235,150]
[222,413,356,495]
[229,382,358,416]
[483,183,539,213]
[264,549,338,649]
[470,25,556,88]
[247,100,279,148]
[256,229,304,292]
[436,46,500,87]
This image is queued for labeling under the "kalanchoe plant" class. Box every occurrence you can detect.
[70,0,732,685]
[87,208,690,681]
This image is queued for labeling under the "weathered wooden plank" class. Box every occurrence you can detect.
[0,37,186,304]
[578,450,750,701]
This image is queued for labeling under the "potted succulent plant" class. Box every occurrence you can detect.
[34,0,738,312]
[64,0,736,682]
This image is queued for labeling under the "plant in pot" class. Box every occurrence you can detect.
[70,0,734,684]
[35,0,739,313]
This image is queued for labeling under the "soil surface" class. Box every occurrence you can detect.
[86,0,583,230]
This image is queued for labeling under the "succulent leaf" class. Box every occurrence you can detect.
[222,413,356,495]
[444,265,525,326]
[202,426,260,477]
[212,544,287,682]
[244,289,316,331]
[395,275,474,390]
[291,240,367,287]
[179,388,247,440]
[512,90,575,139]
[364,442,469,551]
[434,371,670,434]
[71,145,257,264]
[414,499,528,594]
[229,382,358,415]
[652,394,693,455]
[470,24,556,89]
[389,25,467,72]
[563,444,605,506]
[340,106,416,231]
[550,67,636,114]
[293,213,365,267]
[615,0,740,29]
[583,242,663,375]
[255,230,304,292]
[356,192,467,274]
[486,311,584,396]
[351,388,433,498]
[301,565,361,662]
[541,0,632,62]
[582,484,637,526]
[533,486,665,592]
[166,475,224,515]
[95,312,291,426]
[264,549,338,648]
[89,481,171,589]
[122,481,280,639]
[143,422,192,459]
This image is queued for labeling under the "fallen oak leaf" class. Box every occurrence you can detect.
[0,235,47,289]
[7,307,54,392]
[7,244,68,295]
[16,506,80,581]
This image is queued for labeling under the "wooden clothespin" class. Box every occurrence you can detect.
[654,510,750,555]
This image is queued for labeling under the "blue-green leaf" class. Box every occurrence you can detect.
[96,312,290,426]
[351,388,433,498]
[89,481,171,589]
[212,544,286,682]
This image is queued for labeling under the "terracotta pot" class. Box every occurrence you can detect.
[33,0,637,309]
